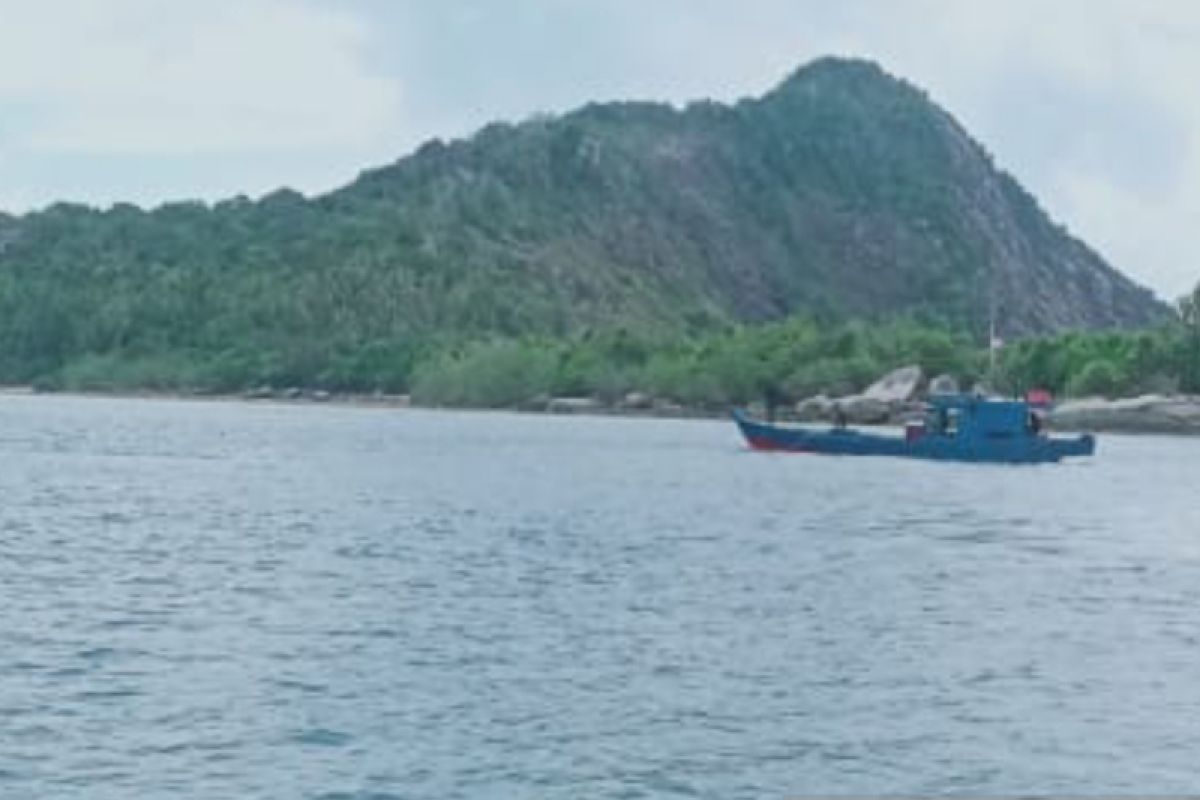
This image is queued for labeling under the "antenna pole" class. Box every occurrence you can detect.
[989,317,997,378]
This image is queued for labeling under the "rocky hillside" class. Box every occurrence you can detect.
[323,56,1165,335]
[0,57,1167,388]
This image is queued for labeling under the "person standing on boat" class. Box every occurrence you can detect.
[833,402,848,429]
[763,383,784,424]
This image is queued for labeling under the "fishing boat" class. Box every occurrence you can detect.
[733,394,1095,464]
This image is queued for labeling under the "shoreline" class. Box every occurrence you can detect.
[0,385,730,421]
[4,385,1199,436]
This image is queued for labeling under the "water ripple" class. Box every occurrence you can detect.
[2,396,1200,797]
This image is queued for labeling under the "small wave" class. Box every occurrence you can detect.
[289,728,354,748]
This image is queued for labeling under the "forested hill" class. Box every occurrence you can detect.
[0,57,1167,391]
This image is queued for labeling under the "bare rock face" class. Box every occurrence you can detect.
[1049,395,1200,434]
[862,365,924,404]
[816,365,922,424]
[795,366,924,425]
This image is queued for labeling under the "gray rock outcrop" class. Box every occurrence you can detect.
[794,366,925,425]
[547,397,604,415]
[620,392,654,410]
[1049,395,1200,434]
[862,365,924,403]
[838,396,892,424]
[796,394,834,422]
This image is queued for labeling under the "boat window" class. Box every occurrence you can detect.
[945,409,959,437]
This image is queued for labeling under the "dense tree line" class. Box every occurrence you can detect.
[1,273,1195,407]
[997,285,1200,399]
[405,294,1200,409]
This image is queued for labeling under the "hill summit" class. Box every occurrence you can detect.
[0,57,1167,388]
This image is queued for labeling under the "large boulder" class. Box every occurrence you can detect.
[620,392,654,410]
[795,394,834,422]
[547,397,604,415]
[794,367,924,426]
[928,374,960,396]
[839,395,892,425]
[1049,395,1200,434]
[818,365,923,425]
[862,365,924,403]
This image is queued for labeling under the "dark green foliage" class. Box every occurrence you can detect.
[403,317,986,409]
[403,305,1200,410]
[411,340,558,408]
[997,300,1200,399]
[1067,360,1125,399]
[1179,287,1200,392]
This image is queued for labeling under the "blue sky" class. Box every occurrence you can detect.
[0,0,1196,298]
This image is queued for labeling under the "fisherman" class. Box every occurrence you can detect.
[833,402,848,429]
[763,383,784,424]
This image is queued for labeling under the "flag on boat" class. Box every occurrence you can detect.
[1026,388,1054,407]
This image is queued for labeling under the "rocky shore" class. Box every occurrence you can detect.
[763,366,1200,436]
[7,378,1200,435]
[1047,395,1200,435]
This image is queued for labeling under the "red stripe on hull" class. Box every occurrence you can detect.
[746,436,808,453]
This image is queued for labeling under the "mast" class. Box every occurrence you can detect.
[989,315,998,379]
[985,267,1002,395]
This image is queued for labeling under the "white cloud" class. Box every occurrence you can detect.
[0,0,402,154]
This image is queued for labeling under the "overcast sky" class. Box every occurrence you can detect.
[0,0,1195,298]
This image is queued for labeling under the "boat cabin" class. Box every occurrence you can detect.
[912,395,1041,442]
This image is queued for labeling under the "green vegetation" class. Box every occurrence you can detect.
[0,57,1180,406]
[407,317,980,409]
[404,301,1199,409]
[406,305,1200,410]
[997,284,1200,399]
[0,287,1196,407]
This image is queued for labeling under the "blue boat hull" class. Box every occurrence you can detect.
[733,409,1095,464]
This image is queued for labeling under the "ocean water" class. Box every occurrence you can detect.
[2,394,1200,798]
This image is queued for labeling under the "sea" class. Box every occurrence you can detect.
[2,393,1199,798]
